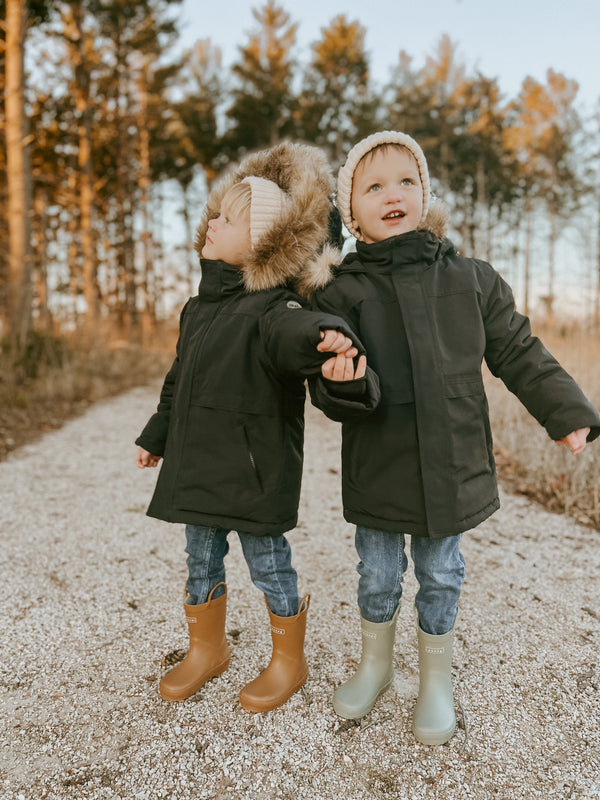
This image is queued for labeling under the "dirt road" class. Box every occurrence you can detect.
[1,385,599,799]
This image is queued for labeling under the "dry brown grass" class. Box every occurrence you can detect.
[2,321,599,532]
[0,322,177,460]
[485,325,600,530]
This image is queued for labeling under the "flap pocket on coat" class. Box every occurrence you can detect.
[444,372,484,398]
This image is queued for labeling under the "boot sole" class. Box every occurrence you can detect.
[159,656,230,702]
[332,676,393,720]
[239,670,308,713]
[412,720,456,745]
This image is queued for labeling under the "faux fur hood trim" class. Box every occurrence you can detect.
[294,199,450,299]
[194,141,337,293]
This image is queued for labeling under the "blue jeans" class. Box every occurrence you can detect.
[355,526,465,635]
[184,524,299,617]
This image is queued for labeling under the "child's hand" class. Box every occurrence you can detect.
[136,446,161,468]
[317,329,358,358]
[556,427,590,455]
[321,354,367,382]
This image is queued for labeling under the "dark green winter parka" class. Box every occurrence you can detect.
[301,208,600,538]
[136,262,374,535]
[136,142,379,536]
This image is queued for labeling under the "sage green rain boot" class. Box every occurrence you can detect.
[412,624,456,745]
[333,605,400,719]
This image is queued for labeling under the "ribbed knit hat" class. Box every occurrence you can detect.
[241,176,290,247]
[336,131,430,239]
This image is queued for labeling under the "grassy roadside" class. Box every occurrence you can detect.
[2,325,599,532]
[0,326,176,461]
[486,327,600,531]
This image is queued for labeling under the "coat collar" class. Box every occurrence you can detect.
[293,198,451,299]
[197,260,244,301]
[353,229,443,271]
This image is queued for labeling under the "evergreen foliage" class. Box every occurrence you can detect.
[1,0,599,347]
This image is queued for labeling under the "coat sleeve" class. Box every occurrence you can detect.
[259,295,361,376]
[308,370,381,421]
[134,357,179,456]
[134,302,188,455]
[304,284,382,419]
[482,267,600,442]
[259,294,380,415]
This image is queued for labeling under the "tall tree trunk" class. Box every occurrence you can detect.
[595,192,600,330]
[476,154,486,259]
[180,184,196,294]
[546,211,556,326]
[137,67,155,341]
[523,201,532,316]
[114,30,137,334]
[33,186,53,334]
[67,168,80,322]
[69,1,100,329]
[4,0,33,350]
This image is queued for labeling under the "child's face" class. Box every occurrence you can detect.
[350,147,423,243]
[201,194,251,266]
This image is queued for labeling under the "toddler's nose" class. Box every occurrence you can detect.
[386,183,404,201]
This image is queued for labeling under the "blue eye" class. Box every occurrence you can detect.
[368,183,382,192]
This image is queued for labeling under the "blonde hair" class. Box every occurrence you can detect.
[221,181,251,220]
[356,142,417,173]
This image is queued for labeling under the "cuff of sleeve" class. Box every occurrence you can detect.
[135,413,169,456]
[321,376,368,398]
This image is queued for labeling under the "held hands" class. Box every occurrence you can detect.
[136,446,161,468]
[317,329,366,382]
[322,353,367,381]
[317,329,359,359]
[556,427,590,455]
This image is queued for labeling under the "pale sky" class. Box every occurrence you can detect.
[178,0,600,112]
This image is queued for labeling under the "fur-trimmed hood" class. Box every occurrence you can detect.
[194,141,342,293]
[294,199,450,299]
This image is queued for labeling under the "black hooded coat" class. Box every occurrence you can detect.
[300,211,600,538]
[136,143,379,535]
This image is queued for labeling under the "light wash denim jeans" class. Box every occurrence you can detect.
[184,524,299,617]
[355,526,465,635]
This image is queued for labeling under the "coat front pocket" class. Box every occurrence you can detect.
[444,372,484,398]
[444,372,489,478]
[241,423,263,492]
[173,407,267,516]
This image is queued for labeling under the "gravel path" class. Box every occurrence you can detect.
[1,384,599,800]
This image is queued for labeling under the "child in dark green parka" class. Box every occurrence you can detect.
[136,142,378,714]
[299,130,600,745]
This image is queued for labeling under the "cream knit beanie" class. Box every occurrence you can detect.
[241,176,290,247]
[336,131,430,239]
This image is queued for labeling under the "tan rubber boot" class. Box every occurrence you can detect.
[159,582,230,702]
[332,605,400,719]
[412,624,456,745]
[239,595,310,712]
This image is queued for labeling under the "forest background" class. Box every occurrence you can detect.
[1,0,600,527]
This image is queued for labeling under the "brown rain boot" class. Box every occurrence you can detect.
[159,582,230,702]
[239,595,310,713]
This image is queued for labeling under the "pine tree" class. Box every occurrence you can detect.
[167,39,223,283]
[504,70,585,320]
[296,14,379,166]
[226,0,297,155]
[2,0,54,349]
